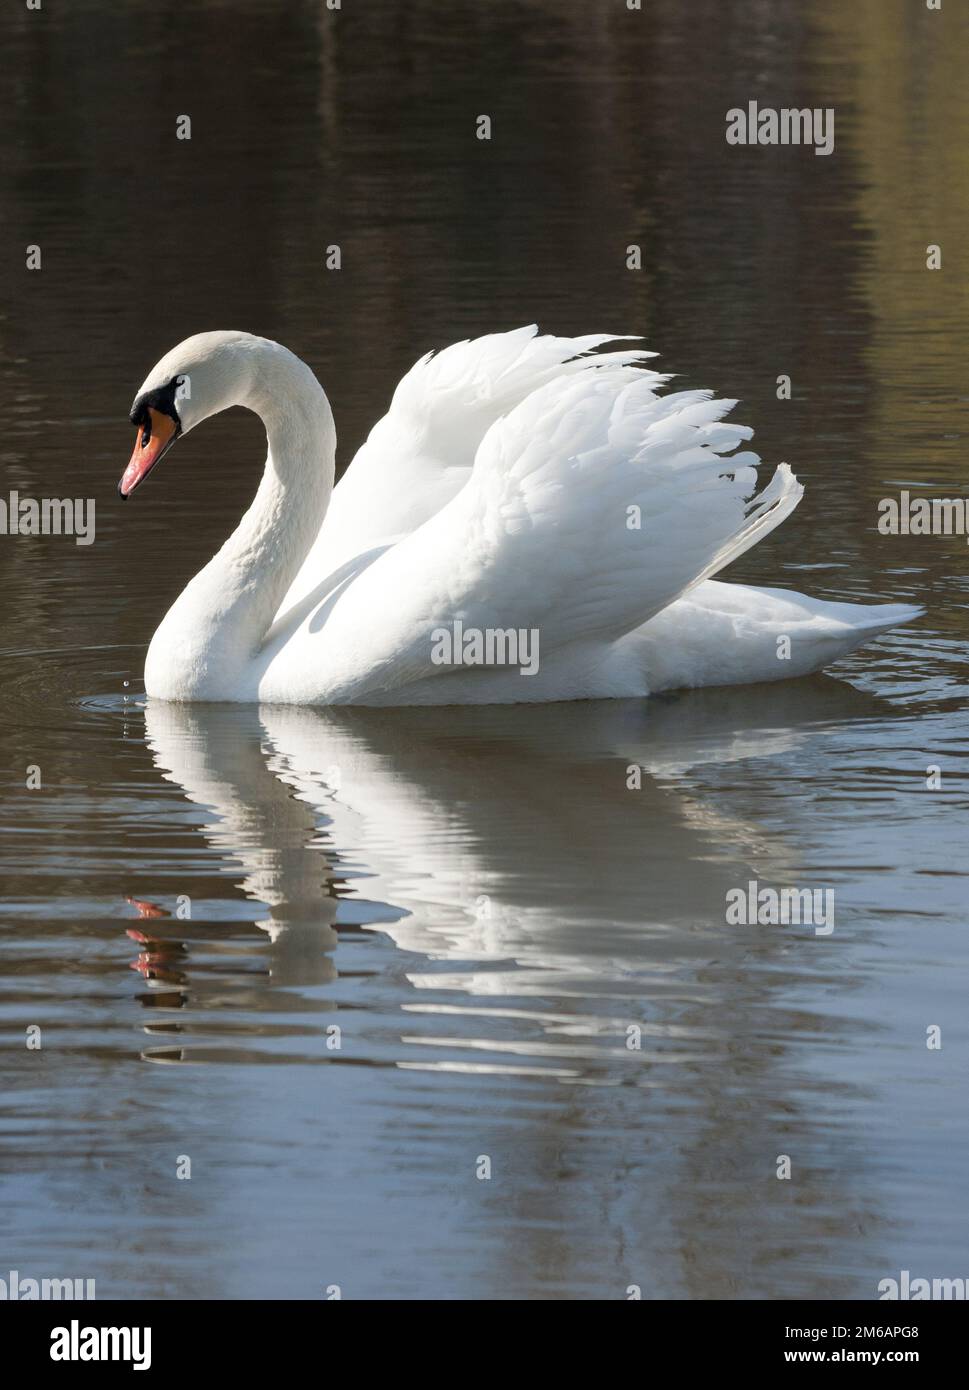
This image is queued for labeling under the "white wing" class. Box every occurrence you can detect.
[443,370,802,649]
[265,366,802,703]
[278,326,659,608]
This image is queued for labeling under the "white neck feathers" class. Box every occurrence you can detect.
[144,339,336,701]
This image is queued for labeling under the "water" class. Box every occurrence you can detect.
[1,0,967,1299]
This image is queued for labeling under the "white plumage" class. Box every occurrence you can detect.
[121,327,920,705]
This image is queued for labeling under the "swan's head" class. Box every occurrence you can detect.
[119,331,263,498]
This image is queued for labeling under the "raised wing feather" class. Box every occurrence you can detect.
[282,326,660,605]
[454,370,802,648]
[284,367,802,703]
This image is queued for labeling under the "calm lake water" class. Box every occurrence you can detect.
[1,0,967,1299]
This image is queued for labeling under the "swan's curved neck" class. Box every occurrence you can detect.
[146,346,336,700]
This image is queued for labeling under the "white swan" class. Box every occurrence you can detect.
[119,327,920,705]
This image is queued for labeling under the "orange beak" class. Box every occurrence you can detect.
[118,407,178,498]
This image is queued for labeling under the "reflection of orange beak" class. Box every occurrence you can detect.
[118,407,178,498]
[125,894,170,919]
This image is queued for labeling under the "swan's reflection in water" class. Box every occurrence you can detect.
[125,682,898,1296]
[135,681,876,1076]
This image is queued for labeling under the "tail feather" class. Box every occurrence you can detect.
[631,581,923,693]
[681,462,804,596]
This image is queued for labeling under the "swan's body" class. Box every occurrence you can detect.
[119,328,920,705]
